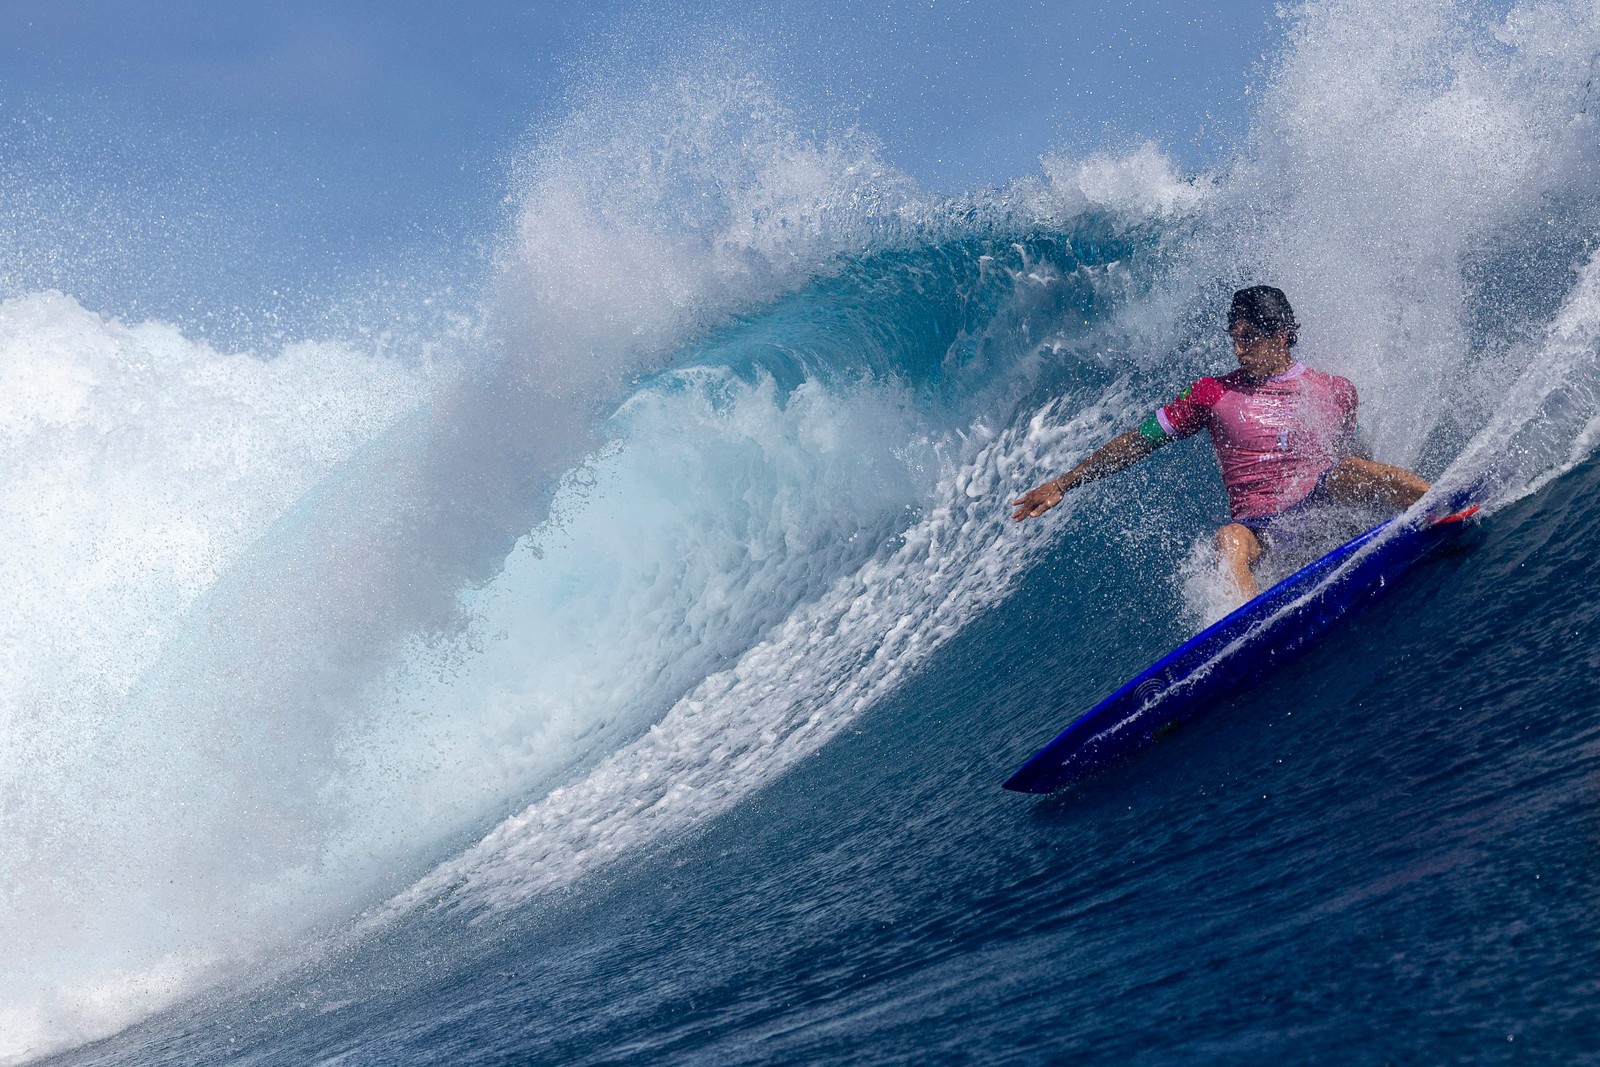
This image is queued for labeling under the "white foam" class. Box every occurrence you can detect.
[986,142,1209,230]
[492,67,917,418]
[367,388,1125,920]
[1176,534,1240,630]
[0,291,429,1064]
[324,371,939,867]
[1456,244,1600,502]
[0,952,214,1067]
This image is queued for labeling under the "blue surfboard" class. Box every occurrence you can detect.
[1002,504,1481,794]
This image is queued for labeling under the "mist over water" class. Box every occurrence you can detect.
[6,1,1600,1062]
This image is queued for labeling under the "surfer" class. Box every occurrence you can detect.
[1010,286,1431,601]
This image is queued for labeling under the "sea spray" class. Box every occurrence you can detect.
[0,68,937,1063]
[0,291,432,1062]
[10,1,1600,1062]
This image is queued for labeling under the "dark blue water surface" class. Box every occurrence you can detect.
[53,390,1599,1065]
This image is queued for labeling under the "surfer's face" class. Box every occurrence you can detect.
[1229,323,1291,381]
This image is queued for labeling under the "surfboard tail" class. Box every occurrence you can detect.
[1427,504,1480,527]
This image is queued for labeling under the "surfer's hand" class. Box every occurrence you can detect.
[1011,478,1066,522]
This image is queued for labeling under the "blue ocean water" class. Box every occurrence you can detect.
[75,463,1600,1064]
[8,1,1600,1063]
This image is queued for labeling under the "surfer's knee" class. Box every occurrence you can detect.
[1329,456,1430,508]
[1216,522,1261,566]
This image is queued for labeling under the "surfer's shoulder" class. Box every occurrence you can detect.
[1210,369,1251,395]
[1297,364,1352,386]
[1300,366,1359,405]
[1157,374,1229,412]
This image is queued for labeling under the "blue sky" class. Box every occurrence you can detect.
[1,0,1283,333]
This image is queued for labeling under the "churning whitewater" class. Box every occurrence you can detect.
[6,0,1600,1063]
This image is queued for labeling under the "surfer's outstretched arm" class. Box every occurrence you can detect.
[1011,429,1160,522]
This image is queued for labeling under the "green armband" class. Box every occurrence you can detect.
[1137,414,1169,446]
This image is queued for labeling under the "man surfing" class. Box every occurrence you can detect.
[1011,286,1431,602]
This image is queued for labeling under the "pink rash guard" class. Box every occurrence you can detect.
[1138,362,1359,521]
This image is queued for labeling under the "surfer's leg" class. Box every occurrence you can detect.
[1325,456,1430,509]
[1216,522,1263,602]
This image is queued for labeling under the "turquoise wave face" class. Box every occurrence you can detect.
[665,226,1152,400]
[0,211,1194,1061]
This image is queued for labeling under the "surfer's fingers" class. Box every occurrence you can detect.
[1014,483,1054,504]
[1011,486,1061,520]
